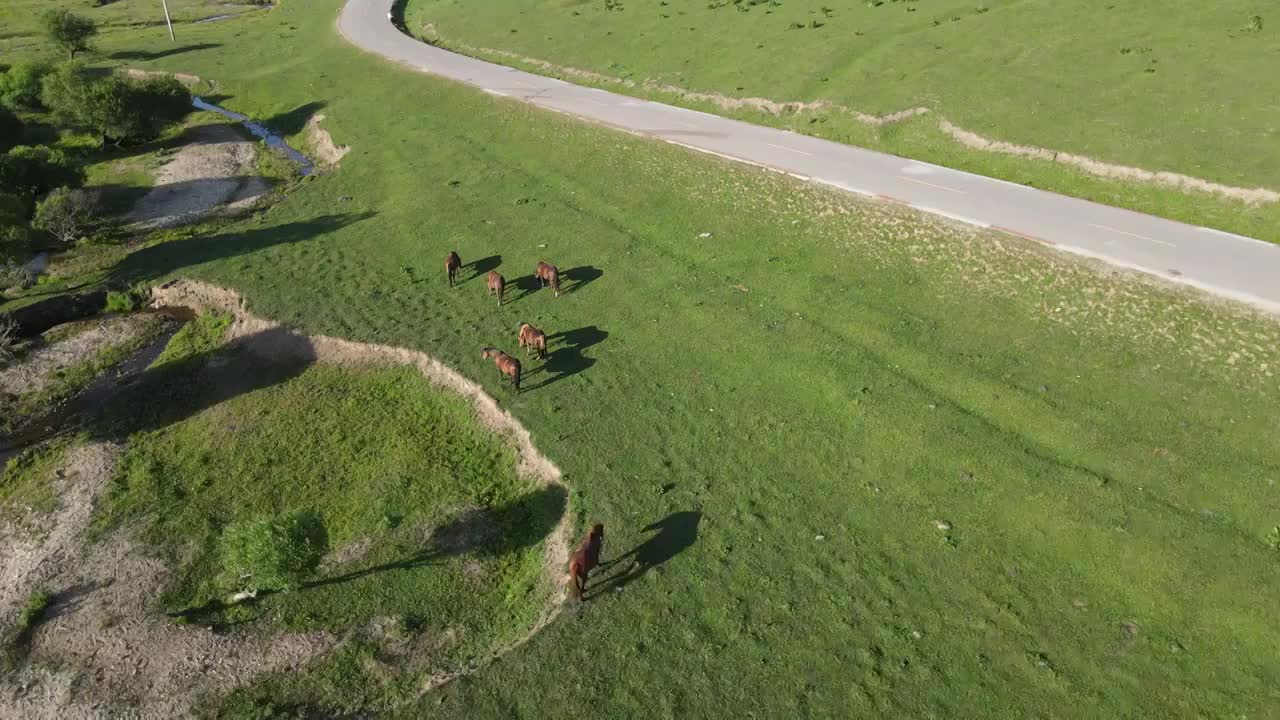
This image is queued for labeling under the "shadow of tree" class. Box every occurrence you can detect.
[303,484,567,592]
[526,325,607,391]
[562,265,603,295]
[87,327,316,442]
[112,212,375,285]
[589,511,701,599]
[109,43,222,61]
[264,101,327,138]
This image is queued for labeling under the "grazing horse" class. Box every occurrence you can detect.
[481,347,521,392]
[444,251,462,287]
[517,322,547,359]
[568,523,605,600]
[487,270,506,305]
[534,261,562,298]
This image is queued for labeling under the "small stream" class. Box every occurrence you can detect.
[192,97,315,175]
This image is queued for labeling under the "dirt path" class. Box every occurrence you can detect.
[0,443,335,719]
[129,123,269,230]
[0,315,153,398]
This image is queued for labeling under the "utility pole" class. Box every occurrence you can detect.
[161,0,175,41]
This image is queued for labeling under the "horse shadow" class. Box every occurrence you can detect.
[562,265,603,295]
[509,273,546,301]
[525,325,608,390]
[465,254,502,282]
[586,511,702,599]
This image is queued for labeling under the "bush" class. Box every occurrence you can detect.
[0,62,51,109]
[33,186,97,245]
[0,224,35,264]
[42,64,192,146]
[104,287,145,313]
[42,9,98,60]
[0,145,83,202]
[219,512,328,594]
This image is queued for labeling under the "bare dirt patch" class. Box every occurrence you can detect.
[0,315,152,398]
[130,123,270,230]
[0,442,335,718]
[305,114,350,169]
[939,120,1279,205]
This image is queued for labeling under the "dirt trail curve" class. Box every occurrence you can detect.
[338,0,1280,315]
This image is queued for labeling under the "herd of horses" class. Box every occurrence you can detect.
[444,251,606,600]
[445,251,562,394]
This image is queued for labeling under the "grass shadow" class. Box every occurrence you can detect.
[264,101,327,138]
[109,43,222,61]
[112,212,376,285]
[562,265,603,295]
[465,254,502,281]
[588,511,701,599]
[304,484,568,591]
[87,327,316,441]
[526,325,607,390]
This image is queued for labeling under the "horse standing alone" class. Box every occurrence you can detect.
[444,251,462,287]
[517,323,547,359]
[568,523,605,600]
[534,261,562,298]
[487,270,506,305]
[481,347,521,392]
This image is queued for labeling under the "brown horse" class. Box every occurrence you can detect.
[487,270,506,305]
[517,322,547,359]
[568,523,604,600]
[445,251,462,287]
[481,347,521,392]
[534,261,561,298]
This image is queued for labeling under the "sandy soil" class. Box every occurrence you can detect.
[0,316,153,398]
[130,124,270,230]
[305,114,350,169]
[0,443,335,719]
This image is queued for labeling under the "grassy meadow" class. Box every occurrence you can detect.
[401,0,1280,242]
[1,1,1279,717]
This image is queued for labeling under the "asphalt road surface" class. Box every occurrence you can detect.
[338,0,1280,314]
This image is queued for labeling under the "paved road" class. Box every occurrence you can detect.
[338,0,1280,314]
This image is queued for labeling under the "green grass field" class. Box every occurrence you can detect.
[399,0,1280,242]
[2,1,1280,717]
[87,312,559,695]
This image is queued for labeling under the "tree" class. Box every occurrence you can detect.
[0,62,51,110]
[0,146,83,203]
[41,10,98,61]
[42,64,191,146]
[33,187,97,245]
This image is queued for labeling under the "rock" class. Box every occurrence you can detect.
[814,534,825,541]
[934,520,952,531]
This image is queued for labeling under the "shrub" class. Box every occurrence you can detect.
[0,224,35,264]
[0,62,51,109]
[219,512,328,594]
[42,9,98,60]
[33,186,97,245]
[104,287,145,313]
[0,316,18,364]
[42,64,192,146]
[0,145,83,202]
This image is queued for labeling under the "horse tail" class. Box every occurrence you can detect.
[567,559,582,599]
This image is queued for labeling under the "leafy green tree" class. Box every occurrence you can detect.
[41,10,98,60]
[42,64,191,146]
[33,187,97,245]
[0,62,50,110]
[0,145,83,202]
